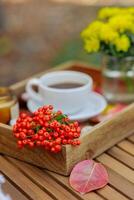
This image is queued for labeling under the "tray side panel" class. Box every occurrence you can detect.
[65,103,134,174]
[0,123,67,175]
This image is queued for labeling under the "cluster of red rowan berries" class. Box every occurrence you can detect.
[13,105,81,153]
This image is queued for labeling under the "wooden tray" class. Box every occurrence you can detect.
[0,61,134,176]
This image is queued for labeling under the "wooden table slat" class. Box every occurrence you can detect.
[128,135,134,143]
[47,168,132,200]
[0,156,53,200]
[97,185,130,200]
[107,168,134,200]
[97,153,134,184]
[6,157,79,200]
[107,146,134,169]
[1,175,28,200]
[96,156,134,200]
[47,170,104,200]
[117,140,134,156]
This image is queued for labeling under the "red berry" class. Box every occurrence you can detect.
[62,139,67,145]
[60,130,64,134]
[48,136,52,140]
[22,140,28,145]
[68,132,73,138]
[55,138,61,145]
[42,140,49,146]
[55,145,61,152]
[76,140,81,145]
[19,132,26,139]
[57,110,62,115]
[15,133,20,138]
[44,116,50,121]
[38,130,44,135]
[33,134,39,140]
[65,126,70,132]
[49,142,54,147]
[72,141,77,146]
[56,127,60,132]
[26,123,31,129]
[43,132,49,138]
[51,147,56,153]
[20,113,27,119]
[49,105,53,110]
[39,120,44,126]
[71,128,76,132]
[39,136,44,141]
[21,122,26,127]
[23,129,27,133]
[28,129,34,135]
[29,142,34,148]
[17,140,23,148]
[13,125,17,132]
[50,122,54,128]
[74,121,79,127]
[73,133,79,138]
[44,122,49,127]
[60,135,65,139]
[53,132,59,138]
[67,139,71,144]
[77,127,81,132]
[36,141,41,146]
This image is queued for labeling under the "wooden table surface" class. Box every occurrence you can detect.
[0,134,134,200]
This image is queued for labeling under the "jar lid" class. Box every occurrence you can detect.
[0,87,12,103]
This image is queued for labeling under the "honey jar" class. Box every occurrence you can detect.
[0,87,19,124]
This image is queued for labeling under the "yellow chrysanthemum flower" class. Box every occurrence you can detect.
[98,7,121,19]
[81,21,104,39]
[100,24,119,43]
[84,38,100,53]
[127,7,134,14]
[114,35,130,52]
[109,14,134,33]
[81,7,134,55]
[98,7,134,20]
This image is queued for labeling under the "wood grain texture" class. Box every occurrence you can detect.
[0,123,67,175]
[0,135,133,200]
[96,155,134,200]
[64,104,134,174]
[128,135,134,143]
[0,156,53,200]
[1,175,28,200]
[47,169,130,200]
[1,149,134,200]
[97,185,129,200]
[7,157,78,200]
[97,154,134,184]
[107,146,134,169]
[46,167,104,200]
[117,140,134,156]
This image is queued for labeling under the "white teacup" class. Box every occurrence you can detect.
[26,71,93,114]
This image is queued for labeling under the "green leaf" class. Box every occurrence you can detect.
[54,114,67,122]
[34,125,41,133]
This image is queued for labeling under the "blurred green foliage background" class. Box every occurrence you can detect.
[52,39,101,67]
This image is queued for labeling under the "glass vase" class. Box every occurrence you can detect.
[102,56,134,103]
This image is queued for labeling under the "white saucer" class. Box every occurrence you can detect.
[27,92,107,122]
